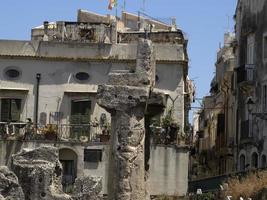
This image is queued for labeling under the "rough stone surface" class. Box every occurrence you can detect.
[135,39,156,87]
[0,166,25,200]
[73,176,103,200]
[12,146,72,200]
[97,85,149,111]
[97,38,155,200]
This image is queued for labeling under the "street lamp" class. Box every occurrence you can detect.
[246,97,255,112]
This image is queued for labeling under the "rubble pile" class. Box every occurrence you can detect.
[0,166,25,200]
[12,146,72,200]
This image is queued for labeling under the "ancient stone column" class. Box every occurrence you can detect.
[97,38,155,200]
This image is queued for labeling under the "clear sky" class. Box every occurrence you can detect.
[0,0,237,117]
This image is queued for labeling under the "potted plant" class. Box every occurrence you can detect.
[43,124,58,140]
[161,108,180,144]
[100,122,111,142]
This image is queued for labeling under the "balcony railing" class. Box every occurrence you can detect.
[236,64,255,84]
[0,122,110,143]
[0,122,27,139]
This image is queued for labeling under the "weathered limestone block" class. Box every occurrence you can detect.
[12,146,72,200]
[135,38,156,86]
[97,85,149,111]
[73,176,103,200]
[108,73,149,87]
[0,166,25,200]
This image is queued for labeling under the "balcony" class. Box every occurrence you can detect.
[0,122,110,143]
[236,64,255,89]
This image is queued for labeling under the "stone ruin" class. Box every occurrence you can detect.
[11,146,72,200]
[97,38,156,200]
[0,166,25,200]
[0,146,103,200]
[73,176,102,200]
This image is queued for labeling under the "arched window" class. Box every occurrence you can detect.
[240,154,246,171]
[251,152,258,168]
[261,155,266,168]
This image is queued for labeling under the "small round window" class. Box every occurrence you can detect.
[75,72,90,82]
[4,67,21,80]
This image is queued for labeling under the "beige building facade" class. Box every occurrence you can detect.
[0,10,193,197]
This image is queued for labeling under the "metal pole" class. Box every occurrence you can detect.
[35,73,41,130]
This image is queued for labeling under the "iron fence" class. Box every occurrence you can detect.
[0,122,108,143]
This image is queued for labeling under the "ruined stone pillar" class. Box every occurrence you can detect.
[97,38,155,200]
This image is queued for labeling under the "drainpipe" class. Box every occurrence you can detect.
[35,73,41,130]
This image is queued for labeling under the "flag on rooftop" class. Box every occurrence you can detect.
[108,0,117,10]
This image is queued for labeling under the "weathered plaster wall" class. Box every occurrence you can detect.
[0,59,184,127]
[0,41,185,62]
[149,145,189,196]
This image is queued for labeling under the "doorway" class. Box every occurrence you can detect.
[59,148,78,193]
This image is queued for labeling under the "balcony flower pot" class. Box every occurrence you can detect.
[43,124,58,140]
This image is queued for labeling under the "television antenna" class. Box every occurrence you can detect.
[141,0,146,12]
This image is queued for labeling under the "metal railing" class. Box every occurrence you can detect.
[0,122,110,143]
[0,122,27,139]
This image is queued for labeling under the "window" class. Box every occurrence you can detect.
[70,99,91,124]
[247,34,255,64]
[263,85,267,112]
[84,149,102,162]
[69,99,91,139]
[217,113,225,136]
[261,155,266,168]
[0,99,21,122]
[240,154,246,171]
[251,152,258,168]
[264,35,267,59]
